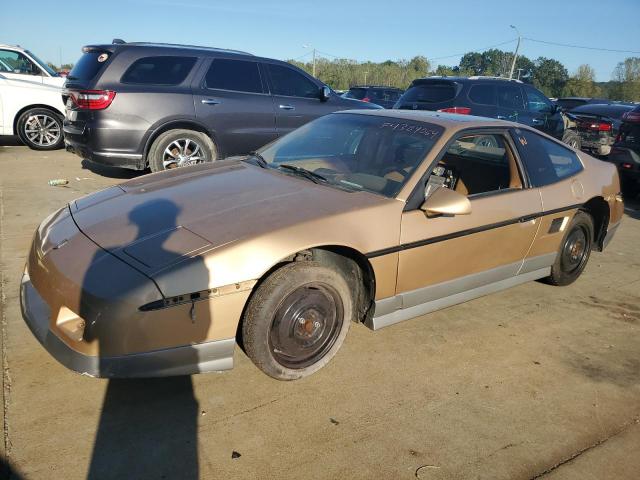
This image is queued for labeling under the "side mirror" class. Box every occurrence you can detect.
[320,85,331,102]
[420,187,471,216]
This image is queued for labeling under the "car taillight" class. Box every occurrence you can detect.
[437,107,471,115]
[68,90,116,110]
[585,122,611,132]
[361,97,370,102]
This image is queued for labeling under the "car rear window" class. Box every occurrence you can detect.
[344,88,367,100]
[402,82,457,103]
[205,58,263,93]
[468,85,496,105]
[121,56,197,85]
[68,52,110,81]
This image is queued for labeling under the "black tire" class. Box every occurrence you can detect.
[16,108,64,150]
[544,211,594,286]
[242,261,353,380]
[147,129,216,173]
[562,130,581,151]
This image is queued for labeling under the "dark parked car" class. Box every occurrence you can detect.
[609,105,640,196]
[567,103,635,157]
[342,86,404,109]
[393,77,578,145]
[554,97,611,112]
[63,41,379,172]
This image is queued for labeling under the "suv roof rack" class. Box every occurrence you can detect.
[116,41,253,56]
[468,75,523,83]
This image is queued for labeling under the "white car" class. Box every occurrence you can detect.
[0,44,65,87]
[0,73,65,150]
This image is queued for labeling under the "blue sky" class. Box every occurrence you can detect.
[3,0,639,81]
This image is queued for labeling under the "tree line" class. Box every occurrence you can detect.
[289,50,640,102]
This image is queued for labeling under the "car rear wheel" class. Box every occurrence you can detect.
[242,261,353,380]
[544,211,593,286]
[16,108,64,150]
[148,129,216,172]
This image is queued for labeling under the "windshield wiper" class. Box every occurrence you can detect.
[278,164,328,184]
[245,151,268,168]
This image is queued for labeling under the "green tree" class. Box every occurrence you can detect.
[459,52,483,76]
[563,64,601,97]
[531,57,568,97]
[610,57,640,101]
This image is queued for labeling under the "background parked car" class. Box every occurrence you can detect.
[554,97,611,112]
[609,104,640,197]
[0,73,65,150]
[0,44,65,87]
[392,76,579,147]
[567,103,635,157]
[342,85,404,108]
[63,41,380,172]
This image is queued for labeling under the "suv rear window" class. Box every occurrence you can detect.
[121,56,197,85]
[402,83,457,103]
[68,52,109,81]
[205,59,263,93]
[344,88,367,100]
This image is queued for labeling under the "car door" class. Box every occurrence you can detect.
[496,84,530,126]
[394,130,542,311]
[510,127,587,264]
[264,62,336,136]
[193,57,277,157]
[466,83,498,119]
[522,86,563,138]
[0,49,44,84]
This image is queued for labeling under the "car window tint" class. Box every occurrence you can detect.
[121,56,197,85]
[497,85,525,110]
[0,49,38,75]
[204,59,263,93]
[267,64,319,98]
[557,99,586,111]
[68,51,109,81]
[511,128,583,186]
[468,85,496,105]
[345,88,367,100]
[402,83,457,103]
[437,133,520,196]
[525,88,553,112]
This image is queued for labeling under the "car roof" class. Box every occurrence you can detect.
[335,108,518,130]
[349,85,403,90]
[82,42,253,57]
[411,76,524,85]
[0,44,25,51]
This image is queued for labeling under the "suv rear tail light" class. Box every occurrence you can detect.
[361,97,371,102]
[68,90,116,110]
[437,107,471,115]
[583,121,612,132]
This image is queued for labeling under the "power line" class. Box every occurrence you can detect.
[427,39,517,61]
[524,37,640,54]
[290,50,313,61]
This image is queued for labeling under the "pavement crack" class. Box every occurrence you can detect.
[530,416,640,479]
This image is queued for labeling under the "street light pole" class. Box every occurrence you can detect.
[508,25,521,80]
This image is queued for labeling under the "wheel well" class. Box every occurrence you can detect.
[143,120,216,165]
[582,196,609,252]
[13,104,64,135]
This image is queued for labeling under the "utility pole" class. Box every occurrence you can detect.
[303,44,317,77]
[364,71,368,84]
[508,25,521,80]
[516,68,524,80]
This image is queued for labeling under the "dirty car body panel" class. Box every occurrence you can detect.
[21,110,623,378]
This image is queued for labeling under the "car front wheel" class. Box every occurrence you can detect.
[147,129,217,172]
[16,108,64,150]
[242,261,353,380]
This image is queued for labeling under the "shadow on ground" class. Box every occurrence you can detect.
[0,136,24,147]
[81,159,147,179]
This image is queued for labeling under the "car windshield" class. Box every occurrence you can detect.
[25,50,58,77]
[253,113,443,198]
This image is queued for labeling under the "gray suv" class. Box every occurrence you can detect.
[63,41,378,172]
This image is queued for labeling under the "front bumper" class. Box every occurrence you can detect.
[20,272,235,378]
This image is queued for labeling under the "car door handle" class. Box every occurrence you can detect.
[497,115,507,120]
[279,104,295,110]
[201,98,221,105]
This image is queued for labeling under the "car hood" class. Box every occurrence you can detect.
[70,160,390,274]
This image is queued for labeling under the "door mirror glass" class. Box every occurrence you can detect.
[320,85,331,101]
[420,186,471,216]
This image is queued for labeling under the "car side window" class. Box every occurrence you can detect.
[0,50,39,75]
[468,85,496,106]
[524,88,553,113]
[204,59,263,93]
[497,85,525,110]
[121,56,197,85]
[267,64,319,98]
[511,128,583,186]
[431,133,522,197]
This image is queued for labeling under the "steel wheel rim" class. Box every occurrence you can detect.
[561,226,588,273]
[162,138,206,169]
[269,283,344,369]
[24,114,61,146]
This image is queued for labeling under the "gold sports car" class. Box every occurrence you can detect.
[21,110,623,380]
